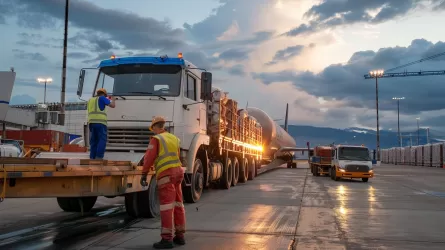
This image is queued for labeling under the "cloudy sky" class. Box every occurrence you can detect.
[1,0,445,132]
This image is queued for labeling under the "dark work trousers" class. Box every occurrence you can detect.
[89,123,107,159]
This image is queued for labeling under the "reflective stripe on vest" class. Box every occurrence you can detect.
[154,132,182,176]
[87,97,107,125]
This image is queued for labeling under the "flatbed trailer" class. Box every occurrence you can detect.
[0,157,159,218]
[310,156,332,176]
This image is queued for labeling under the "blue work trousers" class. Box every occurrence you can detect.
[89,123,107,159]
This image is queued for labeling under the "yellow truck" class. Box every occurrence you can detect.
[330,144,374,182]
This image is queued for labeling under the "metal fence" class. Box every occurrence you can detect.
[381,143,444,167]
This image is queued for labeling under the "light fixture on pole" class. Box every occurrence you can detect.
[369,69,384,162]
[416,117,420,145]
[37,77,53,104]
[392,97,404,147]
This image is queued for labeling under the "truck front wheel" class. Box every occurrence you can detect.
[183,158,204,203]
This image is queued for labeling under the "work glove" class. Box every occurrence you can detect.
[140,175,148,187]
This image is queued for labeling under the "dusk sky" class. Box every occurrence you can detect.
[1,0,445,131]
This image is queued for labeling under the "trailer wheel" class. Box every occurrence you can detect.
[125,176,160,218]
[239,158,249,183]
[220,157,232,189]
[362,178,369,182]
[184,158,204,203]
[57,196,97,213]
[232,157,239,186]
[248,158,256,180]
[313,165,320,176]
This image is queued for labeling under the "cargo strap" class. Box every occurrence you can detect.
[0,167,6,202]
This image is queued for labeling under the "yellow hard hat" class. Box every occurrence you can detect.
[149,116,166,131]
[96,88,107,96]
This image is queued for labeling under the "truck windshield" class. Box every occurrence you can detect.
[338,147,370,161]
[95,64,182,97]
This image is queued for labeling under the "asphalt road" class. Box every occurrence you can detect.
[1,163,445,249]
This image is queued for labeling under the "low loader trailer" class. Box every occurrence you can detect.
[0,53,303,218]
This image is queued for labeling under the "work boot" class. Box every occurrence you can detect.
[153,239,174,249]
[173,236,186,245]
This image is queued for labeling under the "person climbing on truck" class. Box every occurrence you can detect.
[140,116,186,249]
[87,88,115,159]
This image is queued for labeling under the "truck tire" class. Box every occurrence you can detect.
[57,196,97,213]
[362,178,369,182]
[311,164,317,176]
[232,157,239,186]
[313,165,320,176]
[239,157,249,183]
[184,158,204,203]
[125,176,160,218]
[248,158,256,180]
[220,157,232,189]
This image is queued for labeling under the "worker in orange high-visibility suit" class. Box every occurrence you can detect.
[141,116,186,249]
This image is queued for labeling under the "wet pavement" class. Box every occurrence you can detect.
[1,163,445,249]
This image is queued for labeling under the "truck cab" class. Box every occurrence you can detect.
[331,144,374,182]
[77,53,216,202]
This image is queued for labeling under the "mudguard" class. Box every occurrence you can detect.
[185,133,210,174]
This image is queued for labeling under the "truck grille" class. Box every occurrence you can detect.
[107,127,154,150]
[345,165,369,172]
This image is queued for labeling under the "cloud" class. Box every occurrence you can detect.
[12,49,48,61]
[253,38,445,116]
[226,64,246,76]
[184,0,273,44]
[284,0,436,37]
[3,0,185,51]
[68,52,91,60]
[266,44,316,65]
[218,48,252,61]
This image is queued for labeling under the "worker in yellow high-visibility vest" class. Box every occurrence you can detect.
[141,116,185,249]
[87,88,115,159]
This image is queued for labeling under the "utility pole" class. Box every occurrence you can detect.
[392,97,404,147]
[410,133,412,146]
[416,118,420,145]
[426,127,430,144]
[369,70,384,162]
[60,0,69,129]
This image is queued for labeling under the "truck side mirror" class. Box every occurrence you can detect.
[200,72,212,100]
[77,69,86,97]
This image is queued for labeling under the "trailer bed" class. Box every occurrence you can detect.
[0,157,153,199]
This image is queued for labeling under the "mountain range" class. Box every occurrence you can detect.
[286,125,443,150]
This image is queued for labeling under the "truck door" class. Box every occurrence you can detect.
[183,73,200,134]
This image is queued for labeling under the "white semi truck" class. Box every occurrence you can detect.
[76,53,301,202]
[0,53,302,218]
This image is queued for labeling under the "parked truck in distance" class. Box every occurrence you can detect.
[310,144,374,182]
[330,144,374,182]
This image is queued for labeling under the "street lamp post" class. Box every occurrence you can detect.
[416,117,420,145]
[37,78,53,104]
[369,69,384,162]
[392,97,405,147]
